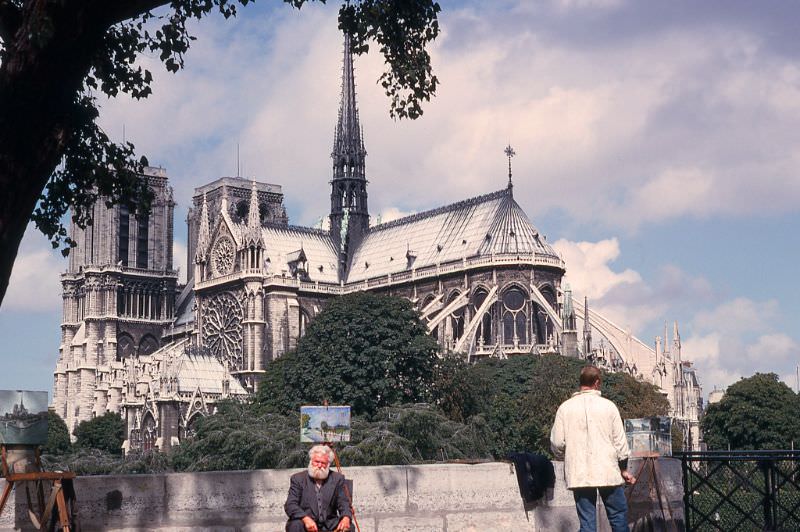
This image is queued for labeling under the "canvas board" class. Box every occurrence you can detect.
[0,390,49,446]
[300,405,351,443]
[624,416,672,457]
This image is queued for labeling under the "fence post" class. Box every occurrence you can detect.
[681,453,692,531]
[760,459,777,531]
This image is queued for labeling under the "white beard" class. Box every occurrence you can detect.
[308,464,330,480]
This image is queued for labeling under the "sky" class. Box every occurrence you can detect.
[1,0,799,397]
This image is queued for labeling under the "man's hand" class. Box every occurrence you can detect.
[335,516,351,531]
[302,515,318,532]
[621,470,636,485]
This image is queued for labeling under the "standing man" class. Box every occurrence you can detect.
[284,445,352,532]
[550,366,636,532]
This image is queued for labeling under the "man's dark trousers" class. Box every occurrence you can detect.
[572,485,628,532]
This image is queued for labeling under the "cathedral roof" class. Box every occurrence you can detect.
[158,340,248,396]
[227,222,340,283]
[346,188,561,282]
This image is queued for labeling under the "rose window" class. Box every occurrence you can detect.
[202,292,244,370]
[211,236,235,276]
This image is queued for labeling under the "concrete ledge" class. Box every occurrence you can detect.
[0,460,683,531]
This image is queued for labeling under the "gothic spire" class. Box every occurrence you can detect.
[583,296,592,356]
[195,193,210,263]
[244,181,262,247]
[332,34,366,181]
[562,284,576,331]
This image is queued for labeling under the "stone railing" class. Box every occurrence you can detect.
[0,460,683,532]
[195,252,565,295]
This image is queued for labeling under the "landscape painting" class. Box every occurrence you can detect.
[625,416,672,457]
[0,390,48,446]
[300,405,351,443]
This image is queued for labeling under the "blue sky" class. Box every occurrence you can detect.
[1,0,799,396]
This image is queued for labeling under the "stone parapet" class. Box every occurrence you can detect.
[0,460,682,531]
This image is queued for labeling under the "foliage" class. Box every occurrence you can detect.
[73,412,126,456]
[255,292,440,417]
[0,0,441,307]
[41,411,72,456]
[172,401,307,472]
[701,373,800,450]
[432,354,670,458]
[602,371,670,420]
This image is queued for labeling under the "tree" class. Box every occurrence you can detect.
[42,410,72,455]
[73,412,126,455]
[702,373,800,450]
[0,0,440,308]
[255,292,440,417]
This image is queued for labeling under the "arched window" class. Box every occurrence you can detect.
[183,413,202,441]
[136,213,149,269]
[235,200,249,221]
[118,205,130,266]
[117,333,135,361]
[139,335,159,357]
[142,413,157,453]
[472,289,493,347]
[299,308,310,338]
[501,286,529,346]
[448,292,465,344]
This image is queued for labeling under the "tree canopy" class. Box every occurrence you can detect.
[73,412,126,455]
[255,291,440,417]
[701,372,800,450]
[0,0,440,308]
[42,410,72,456]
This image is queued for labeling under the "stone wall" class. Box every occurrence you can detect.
[0,460,682,531]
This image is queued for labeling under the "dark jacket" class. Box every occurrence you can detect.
[508,452,556,503]
[284,470,352,529]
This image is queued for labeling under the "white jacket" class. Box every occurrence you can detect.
[549,389,630,489]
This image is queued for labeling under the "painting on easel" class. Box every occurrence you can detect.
[625,416,672,457]
[0,390,48,446]
[300,405,351,443]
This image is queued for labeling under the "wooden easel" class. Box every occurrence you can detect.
[0,445,76,531]
[626,452,677,532]
[324,442,361,532]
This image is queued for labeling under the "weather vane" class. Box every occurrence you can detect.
[504,144,516,188]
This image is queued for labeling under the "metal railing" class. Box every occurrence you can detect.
[676,450,800,531]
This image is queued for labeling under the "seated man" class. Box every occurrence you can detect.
[284,445,352,532]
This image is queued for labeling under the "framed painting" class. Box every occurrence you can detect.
[300,406,351,443]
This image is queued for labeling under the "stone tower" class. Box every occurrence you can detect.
[53,167,178,433]
[329,35,369,278]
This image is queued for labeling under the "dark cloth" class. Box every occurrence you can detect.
[508,452,556,503]
[284,470,352,532]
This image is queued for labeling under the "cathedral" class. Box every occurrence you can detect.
[52,36,703,453]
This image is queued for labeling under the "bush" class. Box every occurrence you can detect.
[42,411,71,455]
[73,412,125,455]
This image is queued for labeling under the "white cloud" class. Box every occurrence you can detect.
[4,244,63,312]
[692,297,780,336]
[745,333,798,363]
[374,207,416,225]
[552,238,640,300]
[173,241,188,285]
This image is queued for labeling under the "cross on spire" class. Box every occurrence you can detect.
[504,144,516,191]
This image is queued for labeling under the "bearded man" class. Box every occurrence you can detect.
[284,445,353,532]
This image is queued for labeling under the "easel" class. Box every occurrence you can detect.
[319,399,360,532]
[625,452,677,532]
[323,441,361,532]
[0,445,76,531]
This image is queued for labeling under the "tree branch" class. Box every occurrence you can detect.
[0,0,22,43]
[95,0,172,28]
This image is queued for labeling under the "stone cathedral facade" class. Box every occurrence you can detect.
[53,37,703,452]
